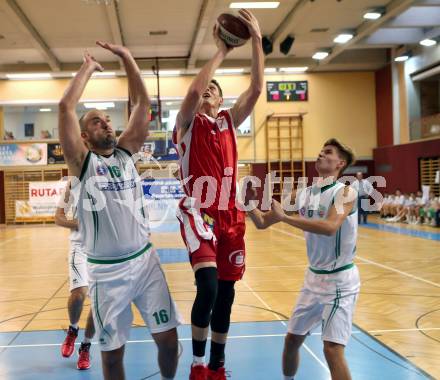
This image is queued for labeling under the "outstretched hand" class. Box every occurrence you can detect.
[213,23,233,55]
[237,8,261,39]
[83,50,104,72]
[96,41,130,58]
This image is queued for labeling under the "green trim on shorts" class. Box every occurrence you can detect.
[87,242,153,264]
[309,262,354,274]
[70,249,82,280]
[158,263,173,323]
[94,281,111,339]
[324,288,341,333]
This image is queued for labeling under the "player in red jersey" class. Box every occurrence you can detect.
[172,9,263,380]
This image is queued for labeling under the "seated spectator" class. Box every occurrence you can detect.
[421,192,440,227]
[380,193,391,218]
[405,192,417,224]
[414,190,425,225]
[386,193,411,223]
[386,189,404,219]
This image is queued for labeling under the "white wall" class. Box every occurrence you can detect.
[4,106,127,140]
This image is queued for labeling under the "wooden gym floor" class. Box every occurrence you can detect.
[0,215,439,378]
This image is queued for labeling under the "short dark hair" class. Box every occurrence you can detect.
[211,79,223,98]
[324,138,355,173]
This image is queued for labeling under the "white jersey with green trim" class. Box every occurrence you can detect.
[296,182,358,271]
[76,147,150,260]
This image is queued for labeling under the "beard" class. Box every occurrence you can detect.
[90,134,116,150]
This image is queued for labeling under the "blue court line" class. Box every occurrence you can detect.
[0,322,432,379]
[156,248,188,264]
[361,222,440,242]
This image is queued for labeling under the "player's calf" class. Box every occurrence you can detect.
[152,328,179,379]
[283,333,306,379]
[101,346,125,380]
[323,341,352,380]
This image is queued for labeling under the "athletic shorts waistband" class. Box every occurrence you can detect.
[309,263,354,275]
[87,242,153,264]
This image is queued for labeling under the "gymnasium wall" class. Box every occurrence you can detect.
[0,71,377,161]
[375,65,393,147]
[3,108,127,140]
[373,138,440,193]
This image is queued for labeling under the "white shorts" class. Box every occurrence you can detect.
[288,265,360,346]
[88,244,182,351]
[69,243,88,291]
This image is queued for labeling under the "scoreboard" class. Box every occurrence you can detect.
[266,81,308,102]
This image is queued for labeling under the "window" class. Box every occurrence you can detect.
[409,71,440,140]
[1,101,128,141]
[148,97,253,136]
[2,97,253,141]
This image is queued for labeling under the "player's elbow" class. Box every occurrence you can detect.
[251,84,262,97]
[323,224,339,236]
[132,93,150,108]
[58,99,74,112]
[187,86,203,101]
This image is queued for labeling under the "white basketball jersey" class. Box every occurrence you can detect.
[296,182,358,271]
[76,148,150,260]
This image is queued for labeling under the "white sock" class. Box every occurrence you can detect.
[70,323,79,330]
[192,355,205,366]
[284,376,295,380]
[82,337,91,344]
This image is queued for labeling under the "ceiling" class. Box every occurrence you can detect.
[0,0,439,77]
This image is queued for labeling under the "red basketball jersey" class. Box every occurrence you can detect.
[173,110,238,210]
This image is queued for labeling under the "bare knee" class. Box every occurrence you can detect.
[323,341,345,362]
[102,346,124,367]
[153,328,178,355]
[284,333,306,351]
[70,287,87,302]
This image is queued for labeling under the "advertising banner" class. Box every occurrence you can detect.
[0,143,48,166]
[142,178,184,223]
[47,143,65,164]
[15,181,66,222]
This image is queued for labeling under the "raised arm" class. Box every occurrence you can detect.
[97,41,150,154]
[280,187,356,236]
[229,9,263,127]
[175,25,231,138]
[58,52,103,178]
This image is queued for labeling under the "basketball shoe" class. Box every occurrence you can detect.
[190,364,208,380]
[207,367,228,380]
[61,325,78,357]
[77,342,91,370]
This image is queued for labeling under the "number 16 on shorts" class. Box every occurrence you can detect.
[153,309,169,325]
